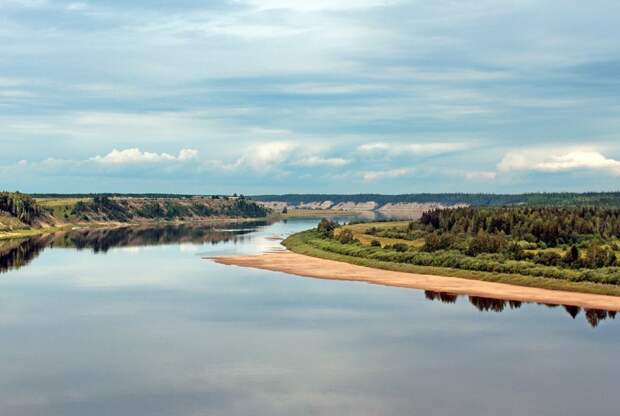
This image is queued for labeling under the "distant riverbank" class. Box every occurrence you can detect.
[213,251,620,311]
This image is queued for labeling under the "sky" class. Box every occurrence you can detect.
[1,0,619,194]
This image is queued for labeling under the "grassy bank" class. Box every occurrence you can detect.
[0,217,266,242]
[283,230,620,297]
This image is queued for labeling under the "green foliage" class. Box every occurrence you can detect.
[283,230,620,297]
[317,218,338,238]
[295,230,620,286]
[584,243,617,268]
[422,232,454,252]
[0,192,44,224]
[421,206,620,247]
[466,232,507,256]
[253,192,620,208]
[338,229,356,244]
[390,243,410,252]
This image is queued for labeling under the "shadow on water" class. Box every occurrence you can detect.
[424,290,617,328]
[0,221,266,274]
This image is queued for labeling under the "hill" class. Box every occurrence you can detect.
[0,192,270,234]
[252,192,620,208]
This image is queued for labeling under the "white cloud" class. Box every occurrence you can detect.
[358,142,391,152]
[358,142,468,156]
[231,141,349,171]
[362,167,412,182]
[236,0,399,12]
[464,170,497,180]
[240,141,297,170]
[91,148,198,165]
[498,149,620,176]
[295,156,349,167]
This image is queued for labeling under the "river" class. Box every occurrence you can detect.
[0,218,618,415]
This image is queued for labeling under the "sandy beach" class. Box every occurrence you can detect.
[213,251,620,311]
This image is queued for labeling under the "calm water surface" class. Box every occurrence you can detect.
[1,218,619,416]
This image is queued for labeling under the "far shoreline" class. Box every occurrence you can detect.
[212,251,620,311]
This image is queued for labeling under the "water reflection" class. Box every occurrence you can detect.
[424,290,617,328]
[0,221,266,274]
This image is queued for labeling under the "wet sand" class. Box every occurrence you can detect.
[212,251,620,311]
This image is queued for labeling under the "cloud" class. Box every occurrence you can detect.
[295,156,349,167]
[233,141,297,171]
[358,142,468,156]
[91,148,198,165]
[231,141,349,171]
[362,167,412,182]
[498,149,620,176]
[464,171,497,180]
[236,0,400,12]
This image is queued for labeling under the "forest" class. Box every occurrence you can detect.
[297,208,620,288]
[254,192,620,207]
[0,192,43,224]
[0,192,270,233]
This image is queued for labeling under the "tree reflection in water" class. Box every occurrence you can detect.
[0,221,265,274]
[424,290,617,328]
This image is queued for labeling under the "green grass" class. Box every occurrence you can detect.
[283,230,620,297]
[0,225,76,240]
[36,197,90,219]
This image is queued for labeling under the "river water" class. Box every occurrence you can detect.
[0,218,618,415]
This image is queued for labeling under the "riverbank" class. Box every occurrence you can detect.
[0,217,261,241]
[213,251,620,311]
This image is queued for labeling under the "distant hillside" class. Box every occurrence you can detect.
[0,192,270,232]
[252,193,620,208]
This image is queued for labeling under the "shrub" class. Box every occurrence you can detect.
[317,218,338,238]
[370,239,381,247]
[338,229,356,244]
[422,232,454,252]
[391,243,409,252]
[467,232,507,256]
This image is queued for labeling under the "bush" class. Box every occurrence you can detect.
[467,232,507,256]
[317,218,338,238]
[338,229,356,244]
[422,232,454,252]
[391,243,409,252]
[370,239,381,247]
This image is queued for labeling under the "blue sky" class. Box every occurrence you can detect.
[1,0,619,194]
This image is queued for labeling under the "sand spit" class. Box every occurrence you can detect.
[212,251,620,311]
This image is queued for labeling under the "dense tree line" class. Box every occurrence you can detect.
[312,204,620,283]
[306,229,620,285]
[253,192,620,207]
[420,206,620,246]
[0,192,44,224]
[71,196,269,221]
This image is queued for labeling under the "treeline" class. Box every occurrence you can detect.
[310,208,620,286]
[420,207,620,246]
[70,196,270,222]
[0,192,44,224]
[31,193,244,199]
[253,192,620,207]
[308,226,620,285]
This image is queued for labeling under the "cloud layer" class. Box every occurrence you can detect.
[1,0,619,193]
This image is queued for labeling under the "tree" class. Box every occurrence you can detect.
[467,231,506,256]
[563,245,580,266]
[317,218,337,238]
[338,229,356,244]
